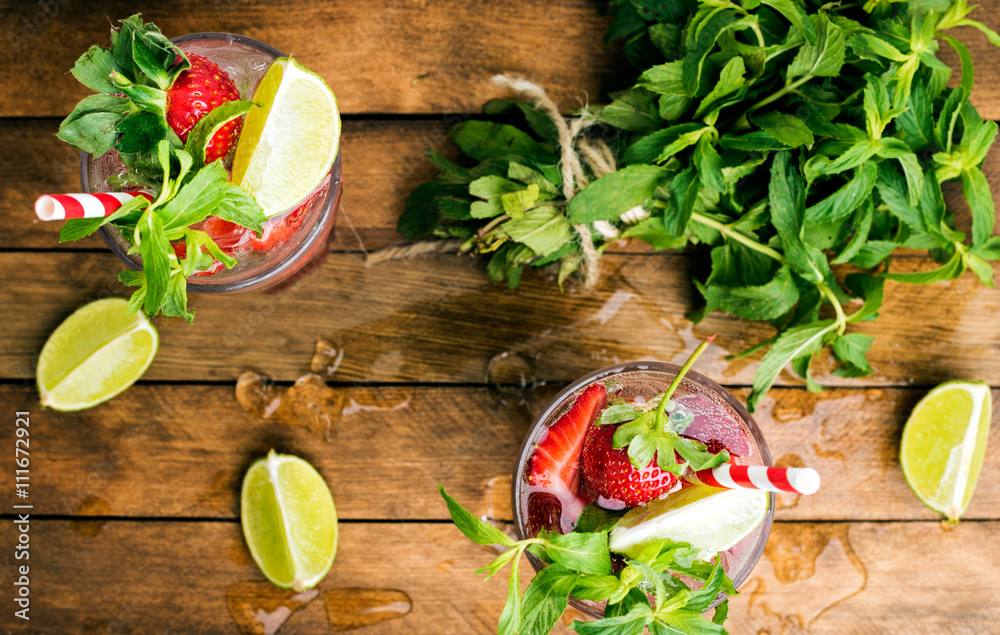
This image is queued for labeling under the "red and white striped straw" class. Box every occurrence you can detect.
[34,192,148,222]
[694,464,821,496]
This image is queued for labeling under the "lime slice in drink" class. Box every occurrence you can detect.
[241,450,338,590]
[231,57,341,218]
[36,298,158,411]
[900,381,992,523]
[608,484,768,560]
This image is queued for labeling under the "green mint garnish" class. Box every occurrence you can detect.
[439,487,736,635]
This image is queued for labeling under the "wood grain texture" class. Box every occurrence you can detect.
[5,118,1000,252]
[0,252,998,385]
[3,2,1000,118]
[0,0,615,118]
[0,520,998,633]
[1,384,997,521]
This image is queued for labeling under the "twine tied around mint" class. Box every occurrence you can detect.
[367,74,619,291]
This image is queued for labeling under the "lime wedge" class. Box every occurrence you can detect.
[241,450,338,591]
[36,298,158,411]
[231,57,341,218]
[900,381,992,523]
[608,485,769,560]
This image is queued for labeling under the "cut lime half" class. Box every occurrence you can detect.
[241,450,338,591]
[609,484,769,560]
[36,298,158,411]
[232,57,341,218]
[900,381,992,523]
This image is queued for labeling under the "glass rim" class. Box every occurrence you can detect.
[81,31,342,294]
[511,361,775,615]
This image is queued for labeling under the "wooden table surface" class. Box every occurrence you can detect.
[3,1,1000,633]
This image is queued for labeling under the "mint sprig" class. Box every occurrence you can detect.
[597,336,730,475]
[62,139,266,322]
[440,487,736,635]
[401,0,1000,411]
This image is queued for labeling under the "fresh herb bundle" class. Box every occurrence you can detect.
[399,0,1000,410]
[56,15,265,321]
[441,487,736,635]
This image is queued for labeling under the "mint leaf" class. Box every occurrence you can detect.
[571,574,623,601]
[543,532,612,576]
[752,112,814,149]
[805,161,877,222]
[832,332,874,376]
[761,0,816,43]
[502,206,572,256]
[439,486,516,548]
[157,161,230,233]
[574,505,627,534]
[748,320,838,412]
[470,176,528,219]
[594,88,662,133]
[451,121,552,162]
[498,553,522,635]
[483,98,560,143]
[136,209,172,316]
[886,248,964,284]
[567,165,668,224]
[621,217,687,250]
[682,9,738,96]
[570,603,651,635]
[59,194,149,243]
[215,184,266,237]
[962,167,996,248]
[116,111,168,154]
[663,167,699,236]
[787,14,846,80]
[520,565,578,635]
[696,261,800,321]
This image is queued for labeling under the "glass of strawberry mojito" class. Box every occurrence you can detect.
[513,361,774,616]
[81,31,342,295]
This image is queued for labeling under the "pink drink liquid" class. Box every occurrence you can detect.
[512,363,774,616]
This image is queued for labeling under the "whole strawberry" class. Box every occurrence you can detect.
[58,15,250,174]
[166,53,243,163]
[581,422,678,507]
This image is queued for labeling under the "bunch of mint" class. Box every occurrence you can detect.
[441,487,736,635]
[399,0,1000,410]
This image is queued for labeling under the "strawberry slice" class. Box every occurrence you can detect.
[526,383,607,533]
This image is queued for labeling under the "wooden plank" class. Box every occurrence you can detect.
[1,252,999,385]
[5,118,1000,252]
[4,1,1000,120]
[2,384,997,522]
[0,0,614,118]
[2,519,998,633]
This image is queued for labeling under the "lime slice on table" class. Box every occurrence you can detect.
[900,381,992,523]
[36,298,158,411]
[231,57,341,218]
[608,484,769,560]
[242,450,338,591]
